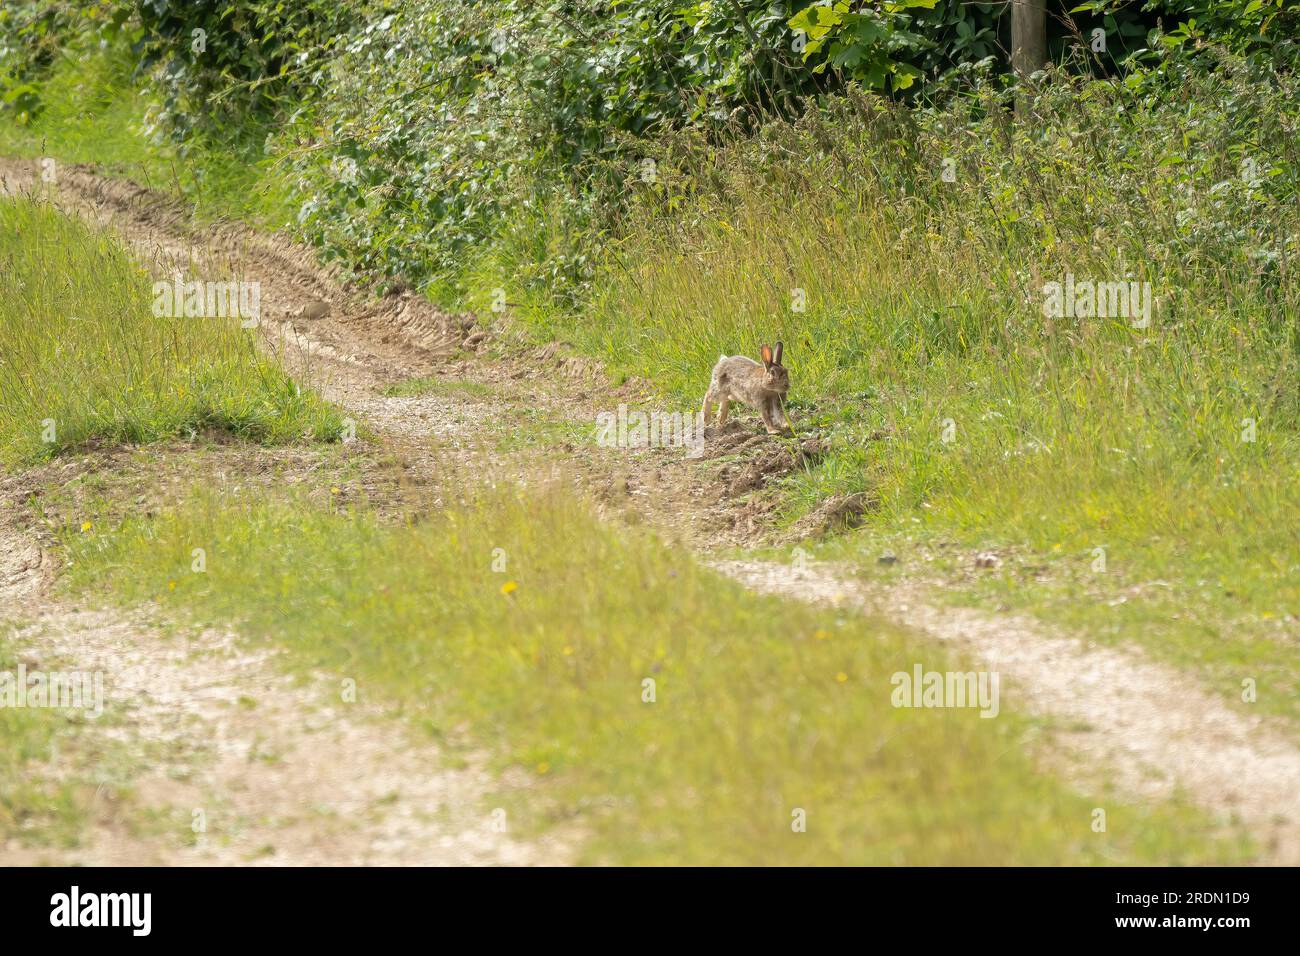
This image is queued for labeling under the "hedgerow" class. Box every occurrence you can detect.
[1,1,1295,298]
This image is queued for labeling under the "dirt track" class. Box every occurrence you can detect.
[2,157,1297,864]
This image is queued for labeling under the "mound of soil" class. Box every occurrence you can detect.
[789,491,878,540]
[717,436,828,497]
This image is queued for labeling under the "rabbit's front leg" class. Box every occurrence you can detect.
[774,396,793,433]
[764,397,793,435]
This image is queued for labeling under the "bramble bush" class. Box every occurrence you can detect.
[1,0,1296,300]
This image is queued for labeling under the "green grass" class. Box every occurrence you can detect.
[0,190,344,849]
[0,640,84,845]
[380,376,496,400]
[61,481,1252,864]
[492,72,1300,713]
[0,44,296,228]
[491,407,592,453]
[800,524,1300,725]
[0,196,345,466]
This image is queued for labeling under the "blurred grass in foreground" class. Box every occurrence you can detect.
[63,482,1252,864]
[0,641,84,847]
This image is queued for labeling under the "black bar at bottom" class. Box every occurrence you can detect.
[0,866,1283,942]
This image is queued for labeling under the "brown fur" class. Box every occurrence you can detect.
[701,341,792,435]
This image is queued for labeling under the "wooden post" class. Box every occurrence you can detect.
[1011,0,1047,114]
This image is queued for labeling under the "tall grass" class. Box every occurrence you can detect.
[0,197,343,466]
[0,43,297,228]
[498,59,1300,702]
[62,481,1249,864]
[570,63,1298,524]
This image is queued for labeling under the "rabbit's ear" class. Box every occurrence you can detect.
[774,341,783,365]
[761,344,773,367]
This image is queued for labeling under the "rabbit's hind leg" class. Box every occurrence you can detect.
[704,381,730,427]
[703,385,729,428]
[701,388,715,426]
[702,384,727,427]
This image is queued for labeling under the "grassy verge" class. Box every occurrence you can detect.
[60,481,1251,864]
[0,195,344,467]
[0,640,83,846]
[0,186,344,850]
[492,71,1299,717]
[0,44,296,228]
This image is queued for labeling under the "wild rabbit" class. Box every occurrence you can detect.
[701,342,793,435]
